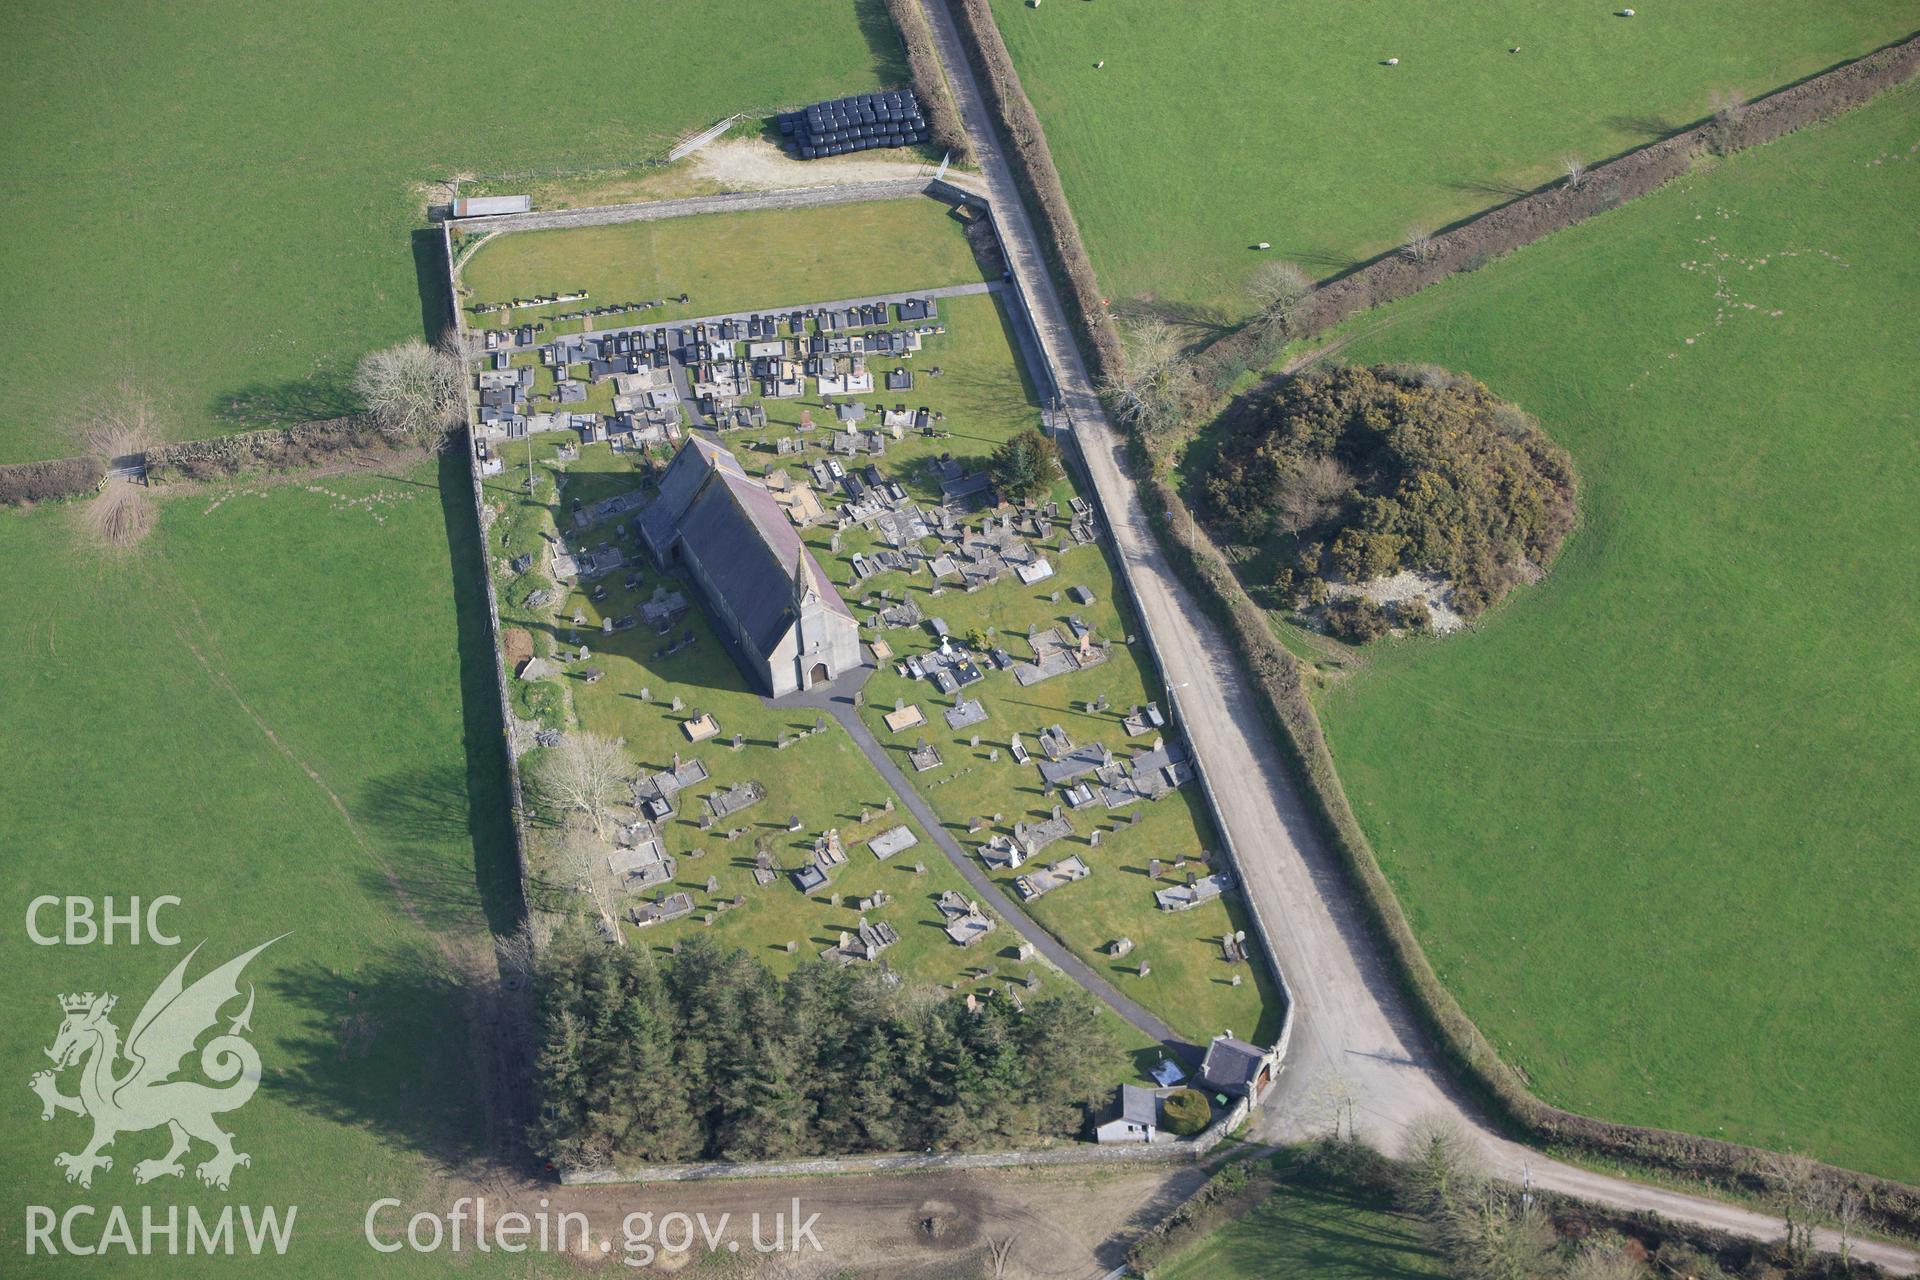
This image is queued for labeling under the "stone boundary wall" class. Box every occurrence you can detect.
[1047,413,1295,1065]
[143,416,401,481]
[561,1097,1249,1185]
[445,179,940,237]
[443,221,533,908]
[443,181,1298,1180]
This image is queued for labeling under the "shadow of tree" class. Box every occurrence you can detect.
[1109,297,1238,342]
[1604,112,1681,141]
[267,942,533,1174]
[851,0,910,87]
[1442,177,1533,201]
[210,369,360,426]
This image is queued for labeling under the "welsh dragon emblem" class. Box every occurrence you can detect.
[29,937,283,1190]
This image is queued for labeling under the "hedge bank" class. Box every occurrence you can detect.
[146,416,414,482]
[947,0,1123,379]
[0,455,104,505]
[885,0,971,164]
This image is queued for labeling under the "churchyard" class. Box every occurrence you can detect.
[484,432,1037,999]
[467,197,1282,1052]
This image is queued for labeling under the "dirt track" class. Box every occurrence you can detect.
[438,1159,1204,1278]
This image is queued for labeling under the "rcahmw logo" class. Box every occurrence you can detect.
[23,928,298,1258]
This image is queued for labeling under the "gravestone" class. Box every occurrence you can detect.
[705,876,718,894]
[670,695,683,712]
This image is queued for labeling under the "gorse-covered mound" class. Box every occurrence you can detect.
[1203,364,1576,623]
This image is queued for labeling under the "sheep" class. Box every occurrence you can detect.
[1094,60,1105,69]
[1384,57,1400,67]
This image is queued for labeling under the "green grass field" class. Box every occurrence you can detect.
[1296,88,1919,1178]
[987,0,1915,319]
[458,197,990,331]
[0,458,562,1274]
[1159,1163,1446,1280]
[0,0,908,463]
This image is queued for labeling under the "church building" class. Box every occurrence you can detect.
[638,436,863,697]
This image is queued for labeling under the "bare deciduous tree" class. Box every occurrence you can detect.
[1101,316,1193,436]
[1247,259,1312,329]
[1437,1184,1556,1280]
[1834,1188,1864,1268]
[1274,454,1354,536]
[1563,155,1588,190]
[1398,1113,1485,1218]
[552,817,620,935]
[1563,1236,1649,1280]
[352,337,466,445]
[1709,86,1748,123]
[1761,1150,1823,1266]
[535,730,629,840]
[1402,227,1437,264]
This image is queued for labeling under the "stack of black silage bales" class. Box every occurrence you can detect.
[779,90,928,159]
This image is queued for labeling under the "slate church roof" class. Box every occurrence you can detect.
[642,436,853,658]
